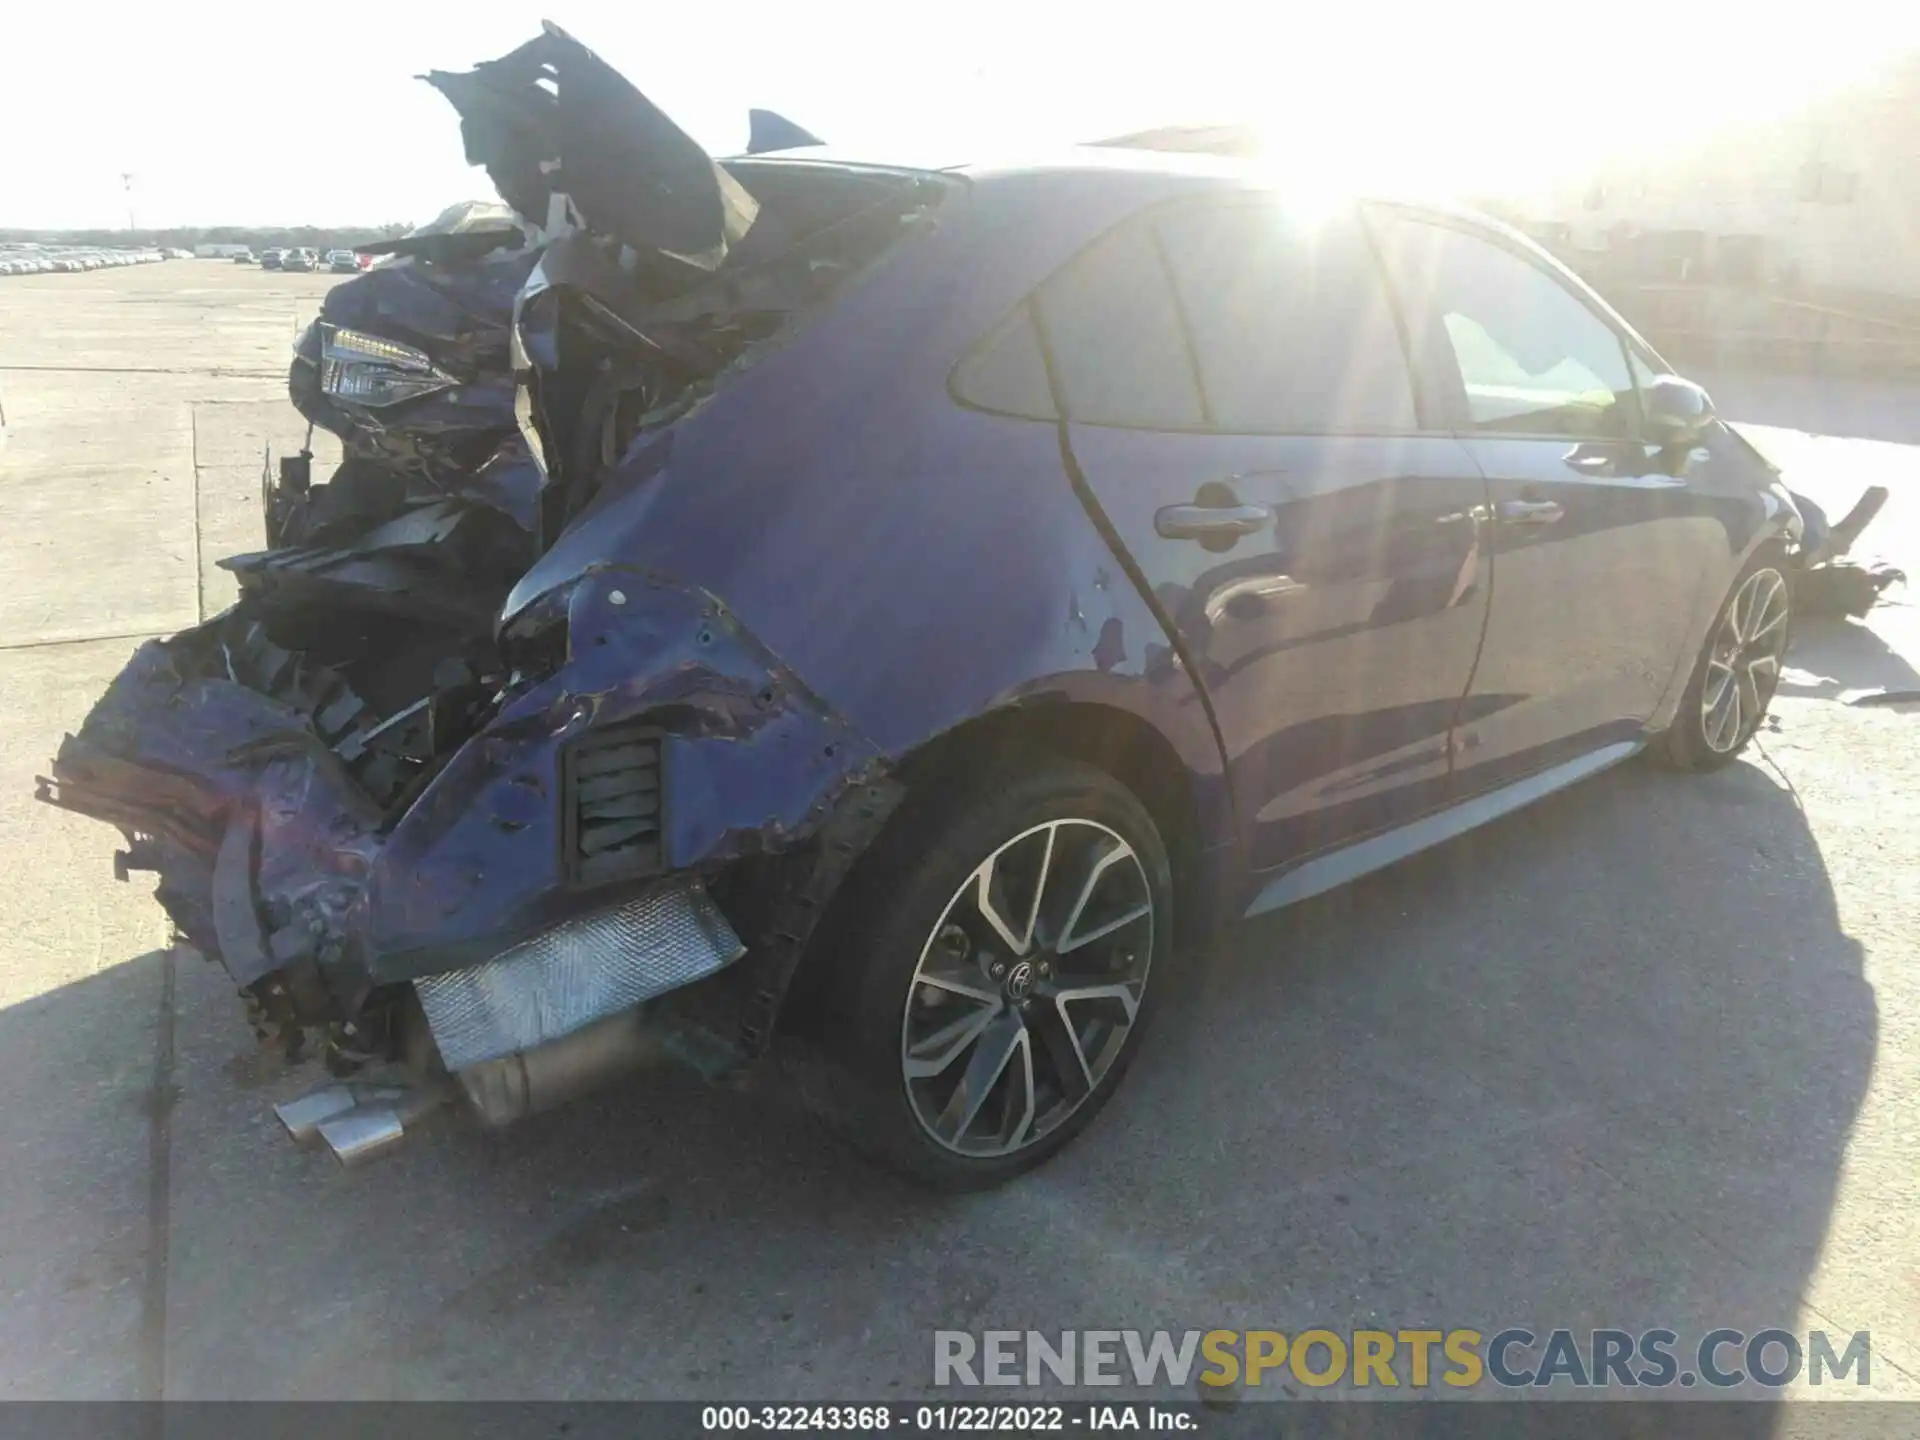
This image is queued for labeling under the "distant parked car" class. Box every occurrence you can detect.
[259,249,286,270]
[233,250,256,264]
[283,249,318,273]
[326,249,359,274]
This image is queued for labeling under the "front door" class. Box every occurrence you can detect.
[1037,197,1493,880]
[1371,211,1717,791]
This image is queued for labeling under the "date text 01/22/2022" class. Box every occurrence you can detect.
[700,1403,1198,1432]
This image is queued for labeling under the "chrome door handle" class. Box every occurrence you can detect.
[1563,449,1615,474]
[1496,498,1565,525]
[1154,503,1274,541]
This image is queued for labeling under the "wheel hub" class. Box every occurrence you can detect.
[1701,567,1789,754]
[1003,960,1036,1002]
[900,818,1155,1158]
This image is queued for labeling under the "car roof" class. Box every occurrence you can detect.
[743,141,1248,185]
[734,142,1481,216]
[965,145,1255,186]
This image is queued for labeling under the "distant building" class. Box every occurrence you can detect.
[1098,62,1920,306]
[1511,56,1920,301]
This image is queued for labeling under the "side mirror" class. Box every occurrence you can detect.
[1643,374,1715,447]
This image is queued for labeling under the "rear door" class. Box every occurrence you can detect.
[1038,196,1493,878]
[1370,211,1716,790]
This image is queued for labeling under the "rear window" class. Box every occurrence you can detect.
[950,302,1056,420]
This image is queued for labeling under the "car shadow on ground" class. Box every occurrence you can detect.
[1778,613,1920,700]
[2,746,1876,1429]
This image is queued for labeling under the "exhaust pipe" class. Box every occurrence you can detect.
[316,1107,408,1166]
[274,1077,457,1167]
[271,1008,668,1164]
[458,1008,672,1127]
[274,1085,362,1143]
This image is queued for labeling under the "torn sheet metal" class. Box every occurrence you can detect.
[424,23,758,272]
[43,562,887,1038]
[222,498,519,630]
[41,27,932,1098]
[359,565,886,984]
[44,620,387,997]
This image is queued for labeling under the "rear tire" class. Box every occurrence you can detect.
[1656,553,1792,771]
[803,759,1173,1192]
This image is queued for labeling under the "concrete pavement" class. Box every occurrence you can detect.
[0,263,1914,1409]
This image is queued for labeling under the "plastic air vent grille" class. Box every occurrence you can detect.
[562,726,665,888]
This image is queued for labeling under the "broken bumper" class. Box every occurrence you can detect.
[43,565,895,1086]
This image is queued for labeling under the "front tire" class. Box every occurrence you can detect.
[1657,555,1792,770]
[806,759,1173,1191]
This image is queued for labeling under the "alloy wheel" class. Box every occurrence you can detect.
[1702,567,1790,754]
[899,818,1154,1158]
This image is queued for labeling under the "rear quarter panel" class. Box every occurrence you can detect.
[507,170,1235,850]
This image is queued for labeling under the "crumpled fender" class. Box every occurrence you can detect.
[354,564,885,982]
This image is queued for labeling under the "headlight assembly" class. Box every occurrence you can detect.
[319,325,457,407]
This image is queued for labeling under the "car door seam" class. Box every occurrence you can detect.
[1026,285,1240,835]
[1144,218,1216,429]
[1045,418,1237,816]
[1443,446,1499,780]
[1358,202,1436,429]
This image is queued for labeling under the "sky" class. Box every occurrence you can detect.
[4,1,1915,230]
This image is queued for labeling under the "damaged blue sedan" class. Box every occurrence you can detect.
[42,26,1802,1190]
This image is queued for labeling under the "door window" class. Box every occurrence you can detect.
[958,200,1422,436]
[1385,220,1639,439]
[1154,203,1417,434]
[1033,221,1204,429]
